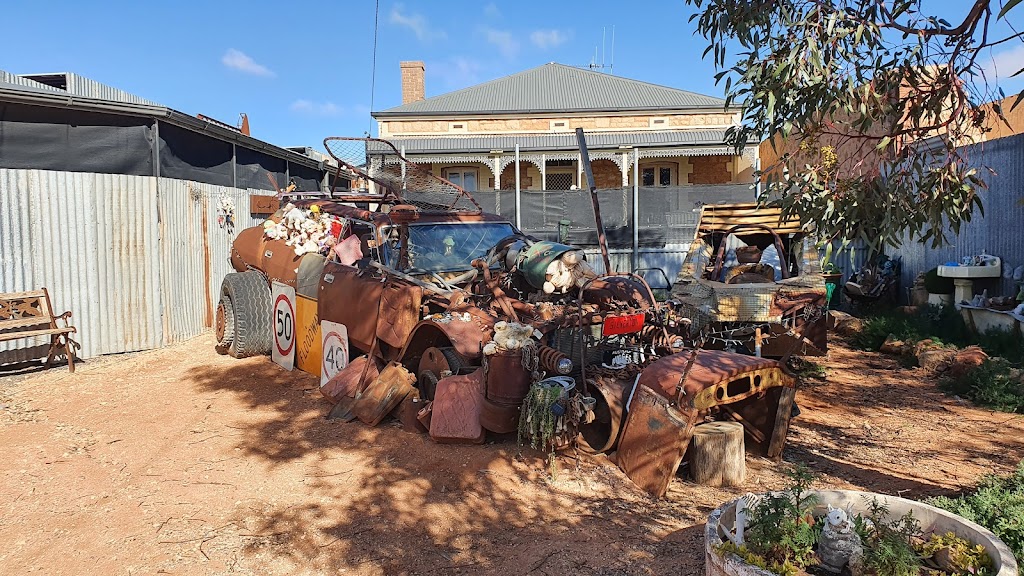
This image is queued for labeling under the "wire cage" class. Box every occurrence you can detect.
[323,137,481,213]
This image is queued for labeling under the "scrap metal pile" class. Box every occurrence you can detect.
[213,136,801,497]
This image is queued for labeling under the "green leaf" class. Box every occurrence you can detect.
[999,0,1024,20]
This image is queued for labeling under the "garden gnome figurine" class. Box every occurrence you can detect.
[817,504,865,575]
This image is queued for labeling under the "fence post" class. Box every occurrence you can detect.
[515,145,521,229]
[632,148,639,272]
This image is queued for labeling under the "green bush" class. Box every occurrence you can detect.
[851,305,970,352]
[852,306,1022,366]
[940,358,1024,413]
[927,462,1024,566]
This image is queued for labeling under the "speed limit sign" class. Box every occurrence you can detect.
[271,282,296,371]
[320,320,349,388]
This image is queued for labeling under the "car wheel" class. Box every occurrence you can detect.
[218,271,271,359]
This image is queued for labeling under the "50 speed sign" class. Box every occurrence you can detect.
[320,320,349,388]
[271,282,296,371]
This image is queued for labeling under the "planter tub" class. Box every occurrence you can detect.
[705,489,1018,576]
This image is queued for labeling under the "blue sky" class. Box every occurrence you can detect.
[3,0,1024,150]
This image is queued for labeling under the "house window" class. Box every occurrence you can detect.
[546,172,573,190]
[649,117,668,128]
[443,168,478,191]
[550,120,569,132]
[640,162,678,187]
[448,122,467,132]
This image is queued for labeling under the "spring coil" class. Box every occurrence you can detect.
[537,345,570,374]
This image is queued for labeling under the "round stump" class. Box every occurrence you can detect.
[689,421,746,487]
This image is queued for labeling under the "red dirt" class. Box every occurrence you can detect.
[1,336,1022,575]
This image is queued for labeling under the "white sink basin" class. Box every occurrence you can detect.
[938,258,1001,278]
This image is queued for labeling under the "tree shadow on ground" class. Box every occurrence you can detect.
[184,360,721,575]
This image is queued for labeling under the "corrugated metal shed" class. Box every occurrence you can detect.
[895,132,1024,298]
[0,169,270,360]
[371,129,730,154]
[375,63,728,117]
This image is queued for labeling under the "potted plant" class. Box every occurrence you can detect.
[705,475,1019,576]
[924,267,954,307]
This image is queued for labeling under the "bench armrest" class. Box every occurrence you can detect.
[55,311,77,332]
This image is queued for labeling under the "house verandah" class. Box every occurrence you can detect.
[367,136,757,193]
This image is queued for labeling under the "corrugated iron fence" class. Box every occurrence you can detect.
[895,133,1024,297]
[0,169,269,360]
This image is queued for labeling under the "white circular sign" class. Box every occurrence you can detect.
[321,329,349,384]
[273,292,295,358]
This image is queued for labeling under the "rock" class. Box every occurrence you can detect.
[948,346,989,378]
[913,339,955,372]
[918,347,955,372]
[828,311,864,336]
[880,334,911,355]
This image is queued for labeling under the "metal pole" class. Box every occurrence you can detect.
[576,128,611,274]
[152,119,161,179]
[754,156,762,202]
[632,148,639,272]
[515,145,521,229]
[400,145,407,191]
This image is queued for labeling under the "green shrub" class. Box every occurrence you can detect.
[940,358,1024,413]
[927,462,1024,566]
[745,466,821,572]
[852,306,1023,368]
[855,499,924,576]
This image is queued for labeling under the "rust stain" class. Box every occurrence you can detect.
[201,196,213,328]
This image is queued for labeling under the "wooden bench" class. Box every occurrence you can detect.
[0,289,79,373]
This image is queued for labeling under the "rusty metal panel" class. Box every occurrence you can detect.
[616,384,696,498]
[0,169,162,359]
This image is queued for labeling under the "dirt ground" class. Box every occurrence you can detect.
[1,335,1022,576]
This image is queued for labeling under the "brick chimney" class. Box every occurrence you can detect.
[400,61,425,104]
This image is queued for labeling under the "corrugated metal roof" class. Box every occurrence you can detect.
[0,70,62,93]
[371,129,730,154]
[0,76,325,172]
[23,71,161,106]
[375,63,728,117]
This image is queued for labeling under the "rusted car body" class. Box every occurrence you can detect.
[671,203,828,357]
[212,138,800,497]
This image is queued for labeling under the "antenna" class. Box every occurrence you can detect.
[581,26,616,74]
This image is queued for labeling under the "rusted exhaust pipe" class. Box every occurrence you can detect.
[577,376,627,454]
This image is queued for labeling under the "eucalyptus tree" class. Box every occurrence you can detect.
[688,0,1022,251]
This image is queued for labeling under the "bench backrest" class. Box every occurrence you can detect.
[0,289,56,330]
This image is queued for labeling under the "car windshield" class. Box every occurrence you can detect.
[402,222,516,272]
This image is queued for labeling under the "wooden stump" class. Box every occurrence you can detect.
[689,421,746,487]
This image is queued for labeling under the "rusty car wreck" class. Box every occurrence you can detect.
[212,137,800,497]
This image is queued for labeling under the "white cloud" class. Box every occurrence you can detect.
[221,49,274,77]
[389,3,446,42]
[429,57,485,90]
[483,28,519,59]
[530,29,569,50]
[985,44,1024,84]
[483,2,500,17]
[290,99,343,116]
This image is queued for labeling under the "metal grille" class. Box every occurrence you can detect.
[324,137,481,213]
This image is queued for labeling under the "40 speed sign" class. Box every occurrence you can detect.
[320,320,350,388]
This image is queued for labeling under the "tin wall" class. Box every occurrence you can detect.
[0,168,272,360]
[895,133,1024,298]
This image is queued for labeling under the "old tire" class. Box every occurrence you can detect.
[217,271,271,359]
